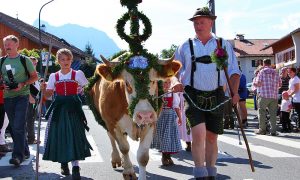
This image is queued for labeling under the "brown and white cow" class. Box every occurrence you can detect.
[89,53,181,180]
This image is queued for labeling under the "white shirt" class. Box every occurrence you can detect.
[289,76,300,103]
[47,70,88,90]
[175,35,240,91]
[281,98,291,112]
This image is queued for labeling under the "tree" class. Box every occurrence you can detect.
[19,48,60,79]
[85,42,95,57]
[160,44,178,58]
[80,42,97,78]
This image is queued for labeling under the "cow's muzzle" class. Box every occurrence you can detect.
[135,111,156,126]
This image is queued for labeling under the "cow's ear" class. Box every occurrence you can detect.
[159,60,182,78]
[96,64,114,81]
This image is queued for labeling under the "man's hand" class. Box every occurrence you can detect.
[172,83,184,93]
[40,82,47,92]
[11,82,25,92]
[231,93,240,105]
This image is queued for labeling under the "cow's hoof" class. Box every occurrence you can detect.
[123,173,137,180]
[111,161,122,168]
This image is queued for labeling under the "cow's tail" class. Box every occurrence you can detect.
[84,74,108,130]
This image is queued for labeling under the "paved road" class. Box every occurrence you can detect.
[1,106,300,180]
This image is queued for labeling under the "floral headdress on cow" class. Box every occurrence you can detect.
[106,0,180,117]
[86,0,179,120]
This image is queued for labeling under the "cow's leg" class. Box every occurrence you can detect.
[107,131,122,168]
[136,126,154,180]
[114,129,137,180]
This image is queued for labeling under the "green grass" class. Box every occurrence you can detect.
[246,98,254,109]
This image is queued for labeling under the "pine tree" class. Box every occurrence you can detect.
[160,44,178,58]
[85,42,95,57]
[80,42,96,78]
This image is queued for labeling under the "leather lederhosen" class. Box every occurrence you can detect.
[184,38,225,110]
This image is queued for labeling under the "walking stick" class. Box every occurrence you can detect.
[35,43,52,180]
[233,112,242,145]
[224,66,255,172]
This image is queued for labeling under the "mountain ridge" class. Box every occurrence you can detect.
[33,20,120,58]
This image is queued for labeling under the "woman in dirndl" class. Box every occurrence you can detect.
[41,48,92,180]
[151,78,182,166]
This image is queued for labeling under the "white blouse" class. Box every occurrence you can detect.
[46,70,88,90]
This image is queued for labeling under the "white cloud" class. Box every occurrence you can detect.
[1,0,300,54]
[273,12,300,31]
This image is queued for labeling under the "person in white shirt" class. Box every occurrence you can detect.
[172,7,240,180]
[287,67,300,130]
[280,91,292,133]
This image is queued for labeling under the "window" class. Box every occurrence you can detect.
[276,47,295,64]
[252,59,263,67]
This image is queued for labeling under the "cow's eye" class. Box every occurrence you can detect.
[125,80,133,94]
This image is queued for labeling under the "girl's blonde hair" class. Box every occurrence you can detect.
[55,48,73,64]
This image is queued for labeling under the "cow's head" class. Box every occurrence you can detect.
[96,52,181,126]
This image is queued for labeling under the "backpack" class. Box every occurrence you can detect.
[0,55,39,97]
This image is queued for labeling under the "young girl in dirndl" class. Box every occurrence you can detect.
[151,78,182,166]
[42,48,92,180]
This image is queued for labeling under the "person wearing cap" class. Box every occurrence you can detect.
[278,67,290,104]
[172,6,240,180]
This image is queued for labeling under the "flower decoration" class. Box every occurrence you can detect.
[108,51,164,117]
[211,38,228,70]
[128,56,148,69]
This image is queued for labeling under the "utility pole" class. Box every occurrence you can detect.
[37,2,54,179]
[38,0,55,75]
[208,0,216,34]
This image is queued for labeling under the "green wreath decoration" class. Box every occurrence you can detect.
[120,0,142,7]
[109,51,163,117]
[116,11,152,53]
[86,0,165,121]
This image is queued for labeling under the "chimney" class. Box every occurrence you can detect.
[40,24,46,32]
[228,40,235,48]
[236,34,245,41]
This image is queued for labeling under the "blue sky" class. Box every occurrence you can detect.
[1,0,300,55]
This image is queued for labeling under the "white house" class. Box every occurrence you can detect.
[262,28,300,69]
[229,34,277,83]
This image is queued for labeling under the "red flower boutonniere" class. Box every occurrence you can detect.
[211,38,228,70]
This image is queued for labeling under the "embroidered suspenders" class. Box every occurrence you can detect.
[188,38,223,88]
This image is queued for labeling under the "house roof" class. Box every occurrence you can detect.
[261,27,300,50]
[231,39,277,57]
[0,12,86,59]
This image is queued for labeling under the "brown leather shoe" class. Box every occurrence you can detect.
[61,163,70,176]
[9,158,21,167]
[72,166,81,180]
[167,154,174,165]
[185,142,191,152]
[207,176,216,180]
[28,139,37,145]
[255,129,266,135]
[161,153,170,166]
[0,144,12,152]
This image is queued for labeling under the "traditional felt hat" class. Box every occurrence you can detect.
[189,7,217,21]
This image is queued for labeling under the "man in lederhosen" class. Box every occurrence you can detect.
[172,7,240,180]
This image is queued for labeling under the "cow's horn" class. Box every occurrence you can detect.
[100,55,120,67]
[157,54,175,65]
